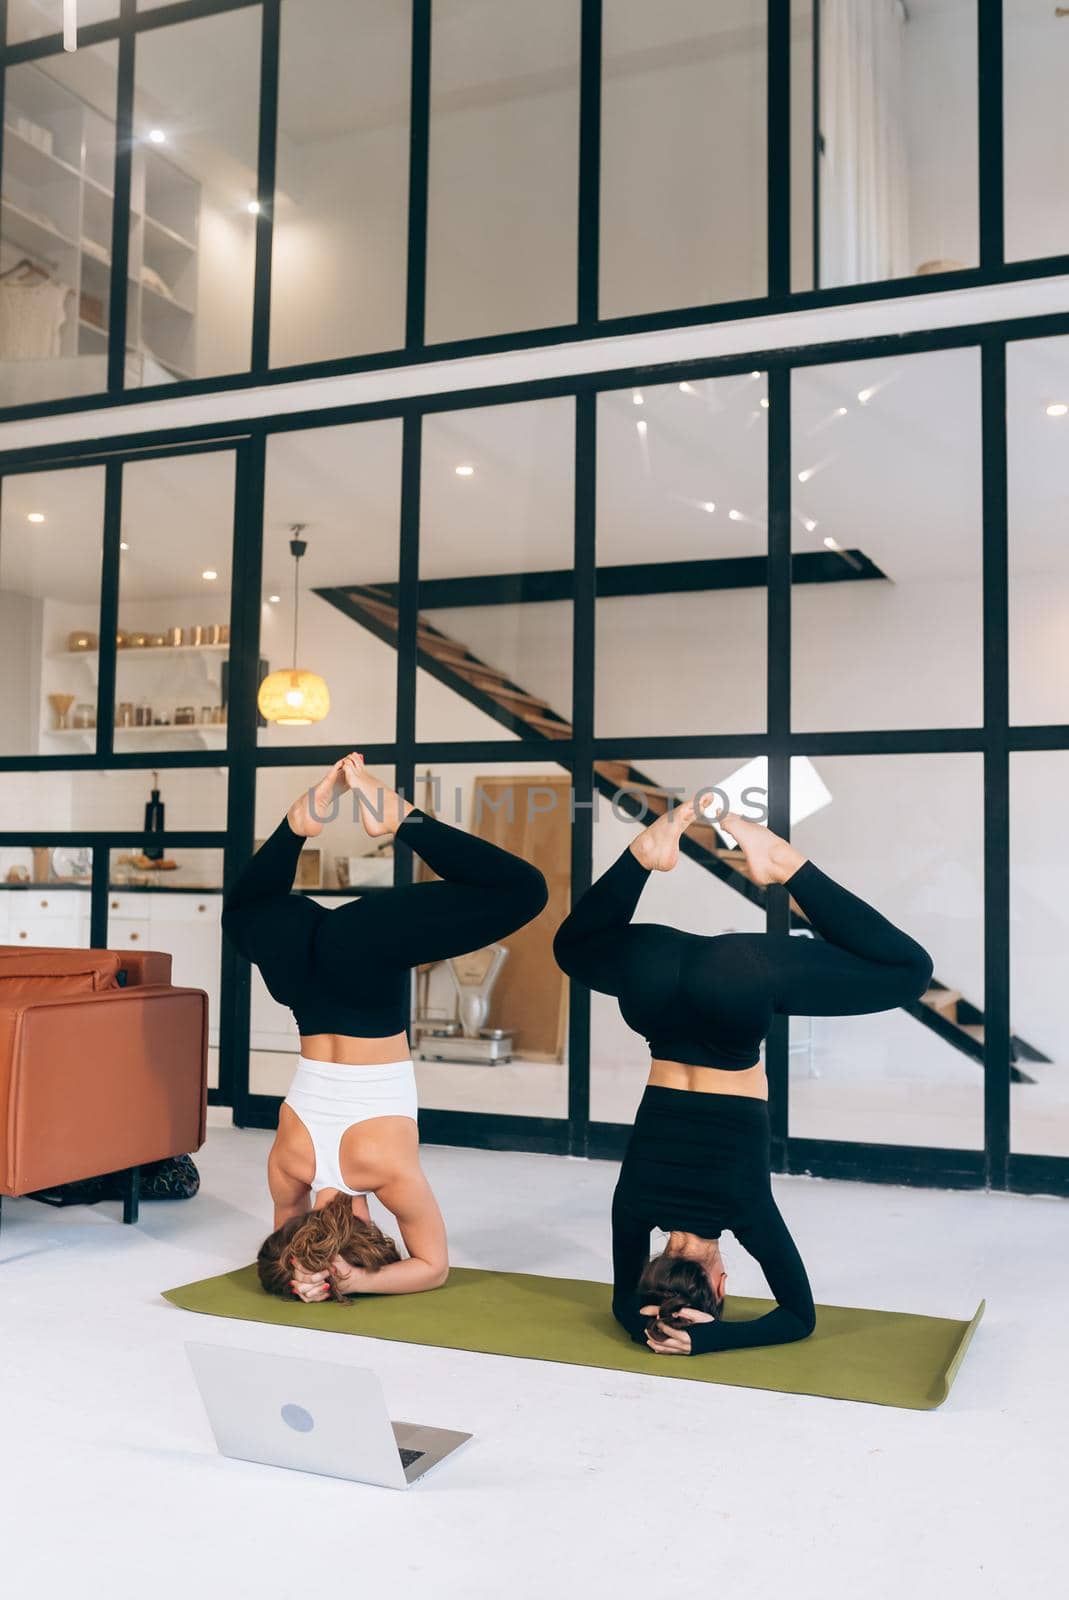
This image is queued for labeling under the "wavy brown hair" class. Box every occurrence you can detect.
[636,1252,724,1339]
[258,1192,402,1300]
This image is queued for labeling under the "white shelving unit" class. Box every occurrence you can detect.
[41,641,228,750]
[1,62,200,393]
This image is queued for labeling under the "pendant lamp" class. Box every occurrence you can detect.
[257,525,331,726]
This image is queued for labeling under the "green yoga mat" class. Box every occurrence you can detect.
[163,1266,984,1411]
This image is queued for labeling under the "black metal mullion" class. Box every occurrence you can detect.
[766,365,792,1160]
[767,0,791,299]
[978,0,1005,273]
[981,337,1011,1188]
[107,2,136,394]
[250,0,280,373]
[95,461,123,755]
[567,392,597,1157]
[576,0,602,330]
[219,436,265,1119]
[89,844,109,949]
[405,0,432,350]
[394,412,421,867]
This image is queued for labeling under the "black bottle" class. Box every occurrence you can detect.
[144,770,165,862]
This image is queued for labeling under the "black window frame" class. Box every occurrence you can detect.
[2,304,1068,1198]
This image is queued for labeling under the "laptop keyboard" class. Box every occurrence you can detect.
[398,1447,426,1469]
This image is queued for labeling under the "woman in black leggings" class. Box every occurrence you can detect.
[553,799,933,1357]
[222,754,547,1302]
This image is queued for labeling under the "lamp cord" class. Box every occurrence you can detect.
[291,546,300,670]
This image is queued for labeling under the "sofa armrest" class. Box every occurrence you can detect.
[0,984,208,1195]
[114,950,172,987]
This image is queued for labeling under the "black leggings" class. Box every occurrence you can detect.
[553,846,934,1069]
[222,807,548,1038]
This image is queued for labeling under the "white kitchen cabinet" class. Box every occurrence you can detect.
[148,892,221,1047]
[0,888,90,949]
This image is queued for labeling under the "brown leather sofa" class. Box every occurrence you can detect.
[0,945,208,1234]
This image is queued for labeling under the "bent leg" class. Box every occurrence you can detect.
[317,809,548,973]
[771,859,933,1015]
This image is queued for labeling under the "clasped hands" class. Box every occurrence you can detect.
[289,1256,369,1303]
[640,1303,715,1355]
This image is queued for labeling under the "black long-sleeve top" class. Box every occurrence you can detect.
[611,1088,816,1353]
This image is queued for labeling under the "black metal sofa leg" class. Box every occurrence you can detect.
[122,1166,141,1225]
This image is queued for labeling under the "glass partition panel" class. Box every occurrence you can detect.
[792,349,982,731]
[270,0,410,367]
[596,375,768,739]
[804,0,978,291]
[0,45,118,406]
[425,0,579,343]
[600,0,767,317]
[115,450,236,752]
[1,464,105,758]
[0,858,93,954]
[589,757,767,1125]
[788,753,984,1150]
[1007,335,1069,726]
[260,420,402,748]
[0,764,227,832]
[126,6,260,385]
[1010,753,1069,1158]
[248,762,398,1098]
[1004,0,1069,263]
[416,399,574,744]
[410,760,569,1119]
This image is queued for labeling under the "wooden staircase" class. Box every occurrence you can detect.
[320,582,1047,1081]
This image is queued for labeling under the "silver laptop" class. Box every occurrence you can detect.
[186,1342,471,1490]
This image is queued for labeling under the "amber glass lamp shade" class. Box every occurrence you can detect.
[257,668,330,726]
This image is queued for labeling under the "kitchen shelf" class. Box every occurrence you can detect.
[54,642,229,660]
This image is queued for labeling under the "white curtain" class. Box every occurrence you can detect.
[819,0,911,287]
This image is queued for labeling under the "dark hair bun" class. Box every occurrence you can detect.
[636,1252,722,1337]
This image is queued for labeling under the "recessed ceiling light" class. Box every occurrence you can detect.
[750,371,761,380]
[857,387,876,404]
[702,501,716,514]
[823,536,840,550]
[268,594,281,603]
[803,517,818,533]
[119,540,129,551]
[148,128,166,145]
[27,512,45,523]
[1046,402,1068,417]
[759,397,770,409]
[247,199,261,215]
[632,390,644,406]
[455,464,474,477]
[202,568,218,581]
[679,382,695,394]
[636,419,647,436]
[836,406,848,416]
[728,509,743,522]
[797,468,814,483]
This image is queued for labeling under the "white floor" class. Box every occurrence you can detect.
[2,1118,1066,1600]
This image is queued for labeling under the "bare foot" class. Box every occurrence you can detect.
[288,759,348,838]
[630,799,698,872]
[340,753,414,838]
[716,810,807,886]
